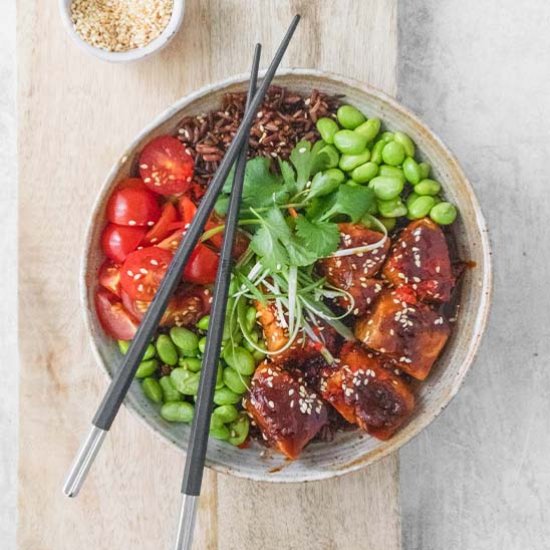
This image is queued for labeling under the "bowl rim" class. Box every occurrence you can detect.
[58,0,185,63]
[81,68,493,482]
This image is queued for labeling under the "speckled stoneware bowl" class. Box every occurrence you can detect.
[82,69,492,482]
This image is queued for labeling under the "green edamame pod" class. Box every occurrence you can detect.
[381,141,406,166]
[339,149,371,172]
[402,157,421,185]
[408,195,436,219]
[170,326,199,356]
[228,414,250,446]
[209,423,230,440]
[354,118,381,142]
[351,161,379,184]
[418,162,431,179]
[178,357,202,372]
[316,117,339,144]
[196,315,210,331]
[142,377,163,404]
[156,334,178,366]
[213,387,241,406]
[377,198,408,218]
[223,367,250,394]
[160,401,194,423]
[333,130,368,155]
[223,345,255,375]
[378,165,405,181]
[135,359,158,379]
[394,131,416,157]
[159,376,181,402]
[337,105,366,129]
[415,179,441,196]
[430,202,457,225]
[370,176,404,200]
[212,404,240,424]
[316,144,340,169]
[370,140,385,164]
[170,368,200,395]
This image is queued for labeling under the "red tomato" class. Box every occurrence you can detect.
[120,247,174,301]
[106,186,161,227]
[143,201,179,245]
[120,290,150,320]
[179,195,197,225]
[98,260,121,296]
[183,244,219,284]
[139,136,194,195]
[95,289,139,340]
[101,224,147,264]
[117,178,149,191]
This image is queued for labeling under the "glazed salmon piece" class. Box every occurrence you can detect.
[244,362,328,459]
[322,342,415,440]
[355,288,450,380]
[382,218,455,303]
[317,223,389,315]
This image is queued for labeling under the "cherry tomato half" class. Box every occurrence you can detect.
[106,185,161,227]
[120,246,174,301]
[143,201,179,245]
[95,289,139,340]
[98,260,121,296]
[183,244,219,285]
[139,136,194,196]
[101,224,147,264]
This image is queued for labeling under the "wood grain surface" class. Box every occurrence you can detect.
[17,1,399,548]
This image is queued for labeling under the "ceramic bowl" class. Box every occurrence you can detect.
[82,69,492,482]
[59,0,185,63]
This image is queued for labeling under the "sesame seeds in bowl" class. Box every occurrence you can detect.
[59,0,185,63]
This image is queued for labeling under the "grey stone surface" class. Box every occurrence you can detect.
[398,1,550,549]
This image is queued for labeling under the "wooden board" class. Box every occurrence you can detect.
[17,1,399,548]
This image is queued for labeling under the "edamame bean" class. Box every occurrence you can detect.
[142,377,163,404]
[214,387,241,406]
[212,404,240,424]
[377,198,408,218]
[381,141,406,166]
[379,217,397,231]
[415,179,441,196]
[228,414,250,446]
[402,157,421,185]
[370,140,385,164]
[156,334,178,366]
[381,131,395,143]
[339,150,371,172]
[351,161,379,184]
[355,118,381,142]
[324,168,346,184]
[179,356,202,372]
[143,343,156,360]
[170,326,199,356]
[337,105,366,130]
[418,162,431,179]
[316,117,339,144]
[394,131,416,157]
[196,315,210,331]
[243,332,259,353]
[198,336,207,354]
[430,202,457,225]
[370,176,404,200]
[333,130,368,155]
[245,306,257,332]
[216,364,225,390]
[317,144,340,169]
[117,340,130,354]
[378,165,405,181]
[406,192,419,208]
[118,340,156,360]
[223,345,255,375]
[209,423,230,440]
[160,401,194,423]
[253,349,266,362]
[159,376,181,402]
[170,368,200,395]
[135,359,158,378]
[408,195,436,219]
[223,367,250,394]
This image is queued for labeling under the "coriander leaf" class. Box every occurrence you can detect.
[250,225,289,271]
[310,140,333,174]
[286,238,318,267]
[295,216,340,258]
[214,194,230,216]
[260,207,292,240]
[290,140,314,192]
[278,159,297,195]
[319,184,375,223]
[308,171,340,200]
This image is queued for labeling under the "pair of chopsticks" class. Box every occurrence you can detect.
[63,14,300,550]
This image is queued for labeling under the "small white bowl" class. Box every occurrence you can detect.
[59,0,185,63]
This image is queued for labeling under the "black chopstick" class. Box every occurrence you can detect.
[63,14,301,499]
[173,43,261,550]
